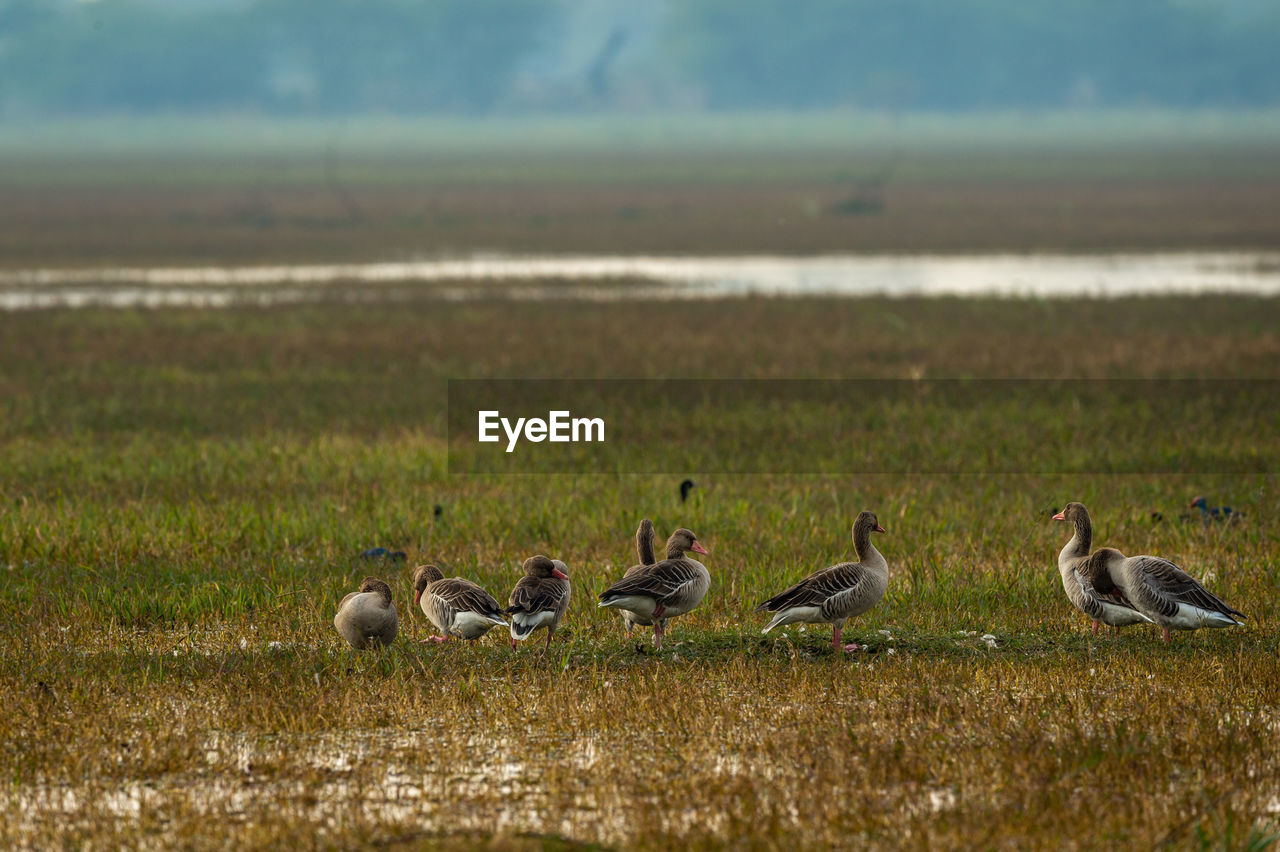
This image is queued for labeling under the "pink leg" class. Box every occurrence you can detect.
[1091,620,1100,636]
[545,629,553,650]
[510,636,518,651]
[420,634,449,644]
[835,623,860,653]
[654,619,664,651]
[1161,626,1171,643]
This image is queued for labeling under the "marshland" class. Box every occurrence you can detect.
[4,10,1280,845]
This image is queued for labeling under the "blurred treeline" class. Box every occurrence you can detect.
[2,0,1278,116]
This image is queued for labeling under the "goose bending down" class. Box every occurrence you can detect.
[506,556,571,649]
[412,564,508,642]
[598,528,710,650]
[1055,502,1245,642]
[619,518,658,637]
[334,577,398,649]
[1052,503,1153,635]
[756,511,888,653]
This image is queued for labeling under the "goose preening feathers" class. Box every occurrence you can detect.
[334,577,398,649]
[506,556,571,649]
[598,527,710,650]
[412,564,508,642]
[1054,502,1245,642]
[1052,503,1153,635]
[756,511,888,653]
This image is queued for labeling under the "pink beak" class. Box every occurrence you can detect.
[1052,511,1065,521]
[413,590,421,606]
[552,568,568,580]
[874,524,886,533]
[691,541,709,555]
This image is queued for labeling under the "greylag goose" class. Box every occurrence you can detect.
[1052,503,1153,635]
[756,511,888,653]
[1055,502,1245,642]
[619,518,659,637]
[506,556,571,649]
[334,577,398,649]
[597,527,710,650]
[412,564,508,642]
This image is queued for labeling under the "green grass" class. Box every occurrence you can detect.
[1,297,1278,849]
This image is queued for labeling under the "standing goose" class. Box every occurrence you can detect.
[619,518,659,637]
[412,564,508,642]
[506,556,571,649]
[756,511,888,653]
[1056,502,1245,642]
[1052,503,1153,635]
[597,528,710,650]
[334,577,398,649]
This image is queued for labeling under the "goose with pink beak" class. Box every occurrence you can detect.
[598,527,711,651]
[756,511,888,653]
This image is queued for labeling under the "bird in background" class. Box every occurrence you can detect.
[359,547,407,562]
[1189,496,1241,524]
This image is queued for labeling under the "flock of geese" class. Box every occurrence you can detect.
[334,502,1246,652]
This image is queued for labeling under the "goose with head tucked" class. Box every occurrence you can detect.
[597,527,710,650]
[334,577,398,649]
[756,511,888,653]
[506,556,571,650]
[1052,502,1153,635]
[412,564,508,643]
[1054,502,1245,642]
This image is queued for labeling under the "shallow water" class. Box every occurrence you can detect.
[2,251,1278,309]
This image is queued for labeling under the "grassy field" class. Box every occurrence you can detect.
[2,294,1278,849]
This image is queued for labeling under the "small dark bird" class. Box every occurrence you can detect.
[433,504,444,519]
[359,547,407,562]
[1189,496,1241,524]
[679,479,696,503]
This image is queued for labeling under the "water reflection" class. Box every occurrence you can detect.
[2,252,1278,309]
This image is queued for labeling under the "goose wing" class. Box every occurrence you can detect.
[430,577,505,618]
[756,562,864,613]
[1133,556,1246,620]
[508,575,569,615]
[600,558,703,605]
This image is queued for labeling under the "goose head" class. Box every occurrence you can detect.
[359,577,393,605]
[679,479,696,502]
[412,564,445,606]
[1051,502,1090,526]
[1188,496,1208,510]
[666,528,709,557]
[523,555,569,580]
[853,511,886,538]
